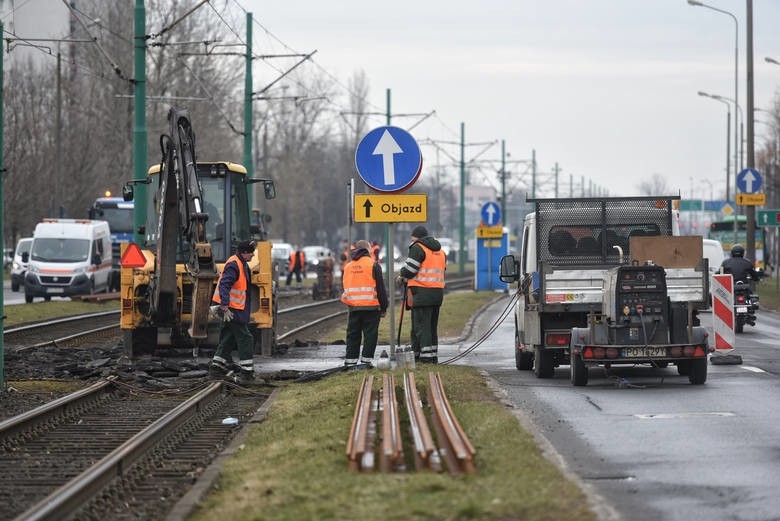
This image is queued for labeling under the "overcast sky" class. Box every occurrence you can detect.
[244,0,780,200]
[4,0,780,201]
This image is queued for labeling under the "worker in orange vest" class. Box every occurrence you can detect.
[397,226,446,363]
[286,246,306,288]
[341,240,388,366]
[209,240,257,385]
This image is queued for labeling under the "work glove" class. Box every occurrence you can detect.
[223,308,234,322]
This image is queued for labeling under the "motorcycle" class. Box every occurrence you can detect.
[733,279,759,333]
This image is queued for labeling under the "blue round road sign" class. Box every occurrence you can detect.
[355,126,422,193]
[736,168,763,194]
[481,202,501,226]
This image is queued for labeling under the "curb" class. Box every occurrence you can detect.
[165,387,280,521]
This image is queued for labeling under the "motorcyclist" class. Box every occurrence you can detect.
[720,244,760,284]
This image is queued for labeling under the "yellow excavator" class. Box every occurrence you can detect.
[119,108,277,358]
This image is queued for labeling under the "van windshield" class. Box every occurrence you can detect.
[31,238,90,262]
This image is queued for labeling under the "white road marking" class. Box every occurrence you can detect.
[741,365,766,373]
[634,412,736,419]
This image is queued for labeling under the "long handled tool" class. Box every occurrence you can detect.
[397,281,408,347]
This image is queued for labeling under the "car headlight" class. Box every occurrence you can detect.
[73,266,87,274]
[12,261,19,270]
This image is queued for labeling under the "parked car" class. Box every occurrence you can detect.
[438,237,454,260]
[302,245,334,273]
[271,242,293,277]
[10,238,33,292]
[379,244,405,274]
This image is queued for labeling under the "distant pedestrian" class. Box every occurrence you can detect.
[397,226,446,363]
[341,240,388,366]
[209,240,257,385]
[286,246,306,288]
[371,241,380,262]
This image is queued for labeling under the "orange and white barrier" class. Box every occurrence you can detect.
[711,274,735,353]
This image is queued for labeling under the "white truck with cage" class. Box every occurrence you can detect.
[498,196,711,385]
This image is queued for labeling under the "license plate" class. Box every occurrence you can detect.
[736,306,748,313]
[623,347,666,358]
[46,287,64,294]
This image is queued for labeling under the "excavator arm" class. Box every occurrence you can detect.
[153,108,216,339]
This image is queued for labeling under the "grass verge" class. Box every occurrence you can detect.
[324,290,502,345]
[756,276,780,310]
[3,300,119,327]
[190,365,596,521]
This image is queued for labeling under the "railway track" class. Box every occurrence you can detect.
[3,276,474,350]
[0,376,269,521]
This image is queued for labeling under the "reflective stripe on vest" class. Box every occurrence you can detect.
[212,255,248,310]
[340,256,380,307]
[406,244,446,288]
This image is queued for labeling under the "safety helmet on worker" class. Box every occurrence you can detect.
[731,244,745,257]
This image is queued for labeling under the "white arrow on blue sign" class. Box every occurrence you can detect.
[736,168,763,194]
[481,202,501,226]
[355,126,422,193]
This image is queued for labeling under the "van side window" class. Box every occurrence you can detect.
[94,239,104,258]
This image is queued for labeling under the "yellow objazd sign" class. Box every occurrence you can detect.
[353,194,427,223]
[476,225,503,238]
[736,193,766,206]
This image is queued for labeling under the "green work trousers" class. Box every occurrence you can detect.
[213,320,255,373]
[345,309,381,364]
[411,305,440,361]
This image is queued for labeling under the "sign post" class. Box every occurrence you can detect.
[475,202,506,290]
[355,126,423,360]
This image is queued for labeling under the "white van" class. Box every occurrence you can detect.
[10,237,33,292]
[23,219,112,303]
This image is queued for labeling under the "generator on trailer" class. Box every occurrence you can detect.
[119,108,277,358]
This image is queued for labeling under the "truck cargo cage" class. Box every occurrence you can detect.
[531,196,679,267]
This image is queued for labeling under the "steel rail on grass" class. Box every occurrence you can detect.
[426,371,476,475]
[379,373,403,472]
[14,381,225,521]
[346,374,375,472]
[402,372,439,471]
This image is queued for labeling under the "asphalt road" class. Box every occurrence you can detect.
[450,297,780,521]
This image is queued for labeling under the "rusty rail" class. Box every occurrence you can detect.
[426,371,476,475]
[402,372,440,471]
[346,375,375,472]
[379,374,404,472]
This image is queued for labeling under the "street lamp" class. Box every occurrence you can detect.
[766,56,780,66]
[688,0,739,219]
[697,91,731,200]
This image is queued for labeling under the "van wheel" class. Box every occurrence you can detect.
[44,296,51,302]
[515,328,533,370]
[534,346,555,378]
[11,280,19,292]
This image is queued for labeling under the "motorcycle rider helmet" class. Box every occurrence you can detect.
[731,244,745,258]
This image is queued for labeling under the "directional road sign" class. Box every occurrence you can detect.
[355,126,422,193]
[353,194,427,223]
[736,193,766,206]
[758,209,780,226]
[480,202,501,226]
[736,168,763,194]
[476,225,503,238]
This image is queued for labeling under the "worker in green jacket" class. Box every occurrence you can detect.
[397,226,446,363]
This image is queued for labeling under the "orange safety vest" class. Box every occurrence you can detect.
[212,255,248,310]
[340,256,380,307]
[289,251,305,270]
[406,243,446,289]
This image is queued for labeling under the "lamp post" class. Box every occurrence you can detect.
[688,0,739,228]
[698,91,731,201]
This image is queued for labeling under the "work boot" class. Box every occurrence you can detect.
[208,364,227,379]
[238,370,255,386]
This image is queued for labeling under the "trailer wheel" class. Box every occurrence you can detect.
[570,350,588,386]
[689,357,707,385]
[534,346,554,378]
[515,328,533,370]
[676,360,691,376]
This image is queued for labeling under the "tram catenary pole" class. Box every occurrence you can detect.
[745,0,757,263]
[1,20,6,389]
[243,12,253,207]
[132,0,147,244]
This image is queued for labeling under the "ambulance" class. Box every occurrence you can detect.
[23,219,112,303]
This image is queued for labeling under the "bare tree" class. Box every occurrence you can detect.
[636,173,671,196]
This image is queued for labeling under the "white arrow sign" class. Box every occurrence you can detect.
[486,204,496,225]
[743,170,757,193]
[372,130,403,186]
